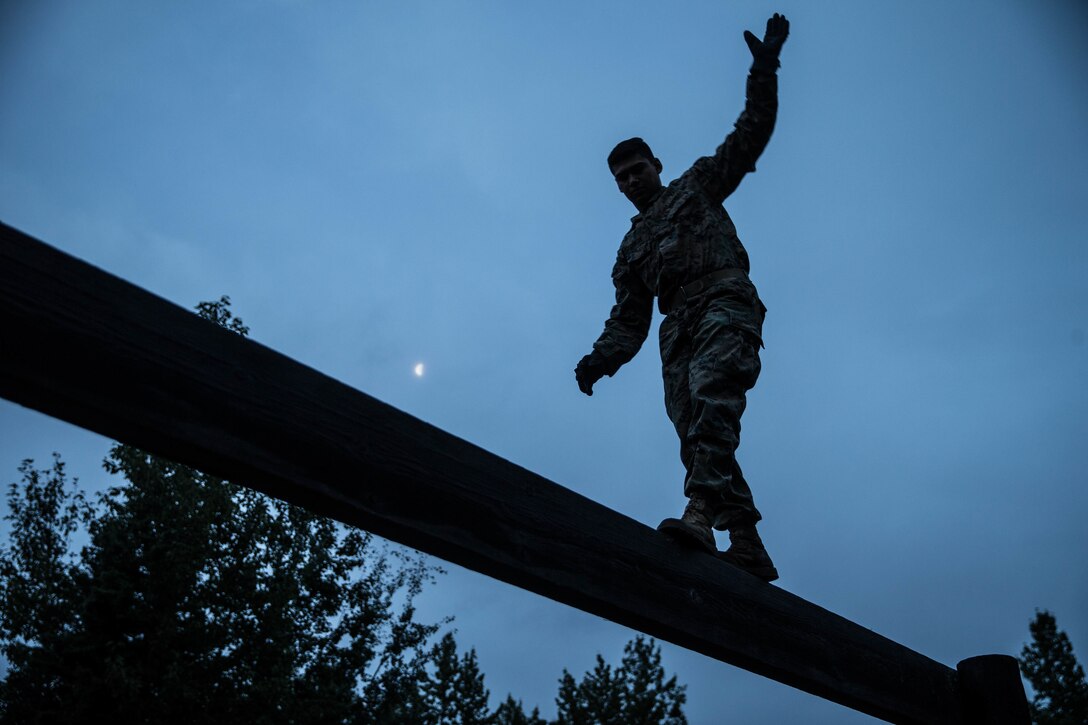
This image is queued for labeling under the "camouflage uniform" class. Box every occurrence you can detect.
[590,66,778,531]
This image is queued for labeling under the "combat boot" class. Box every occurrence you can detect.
[718,525,779,582]
[657,494,716,554]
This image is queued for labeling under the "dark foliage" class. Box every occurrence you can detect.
[0,297,689,725]
[555,636,686,725]
[0,299,446,724]
[1020,610,1088,725]
[492,695,547,725]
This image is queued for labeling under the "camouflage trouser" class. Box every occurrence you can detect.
[659,295,762,531]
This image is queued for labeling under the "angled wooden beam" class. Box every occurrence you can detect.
[0,222,1028,724]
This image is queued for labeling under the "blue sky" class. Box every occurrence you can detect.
[2,1,1086,722]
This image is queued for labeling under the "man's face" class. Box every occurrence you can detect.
[610,154,664,210]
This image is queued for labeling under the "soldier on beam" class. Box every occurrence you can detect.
[576,13,790,582]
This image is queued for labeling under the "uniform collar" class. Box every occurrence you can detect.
[629,188,666,225]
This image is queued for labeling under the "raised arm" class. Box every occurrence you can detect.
[691,13,790,205]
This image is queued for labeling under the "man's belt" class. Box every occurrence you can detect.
[662,268,749,315]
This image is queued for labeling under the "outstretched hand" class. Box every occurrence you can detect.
[744,13,790,68]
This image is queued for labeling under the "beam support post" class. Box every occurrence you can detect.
[956,655,1030,725]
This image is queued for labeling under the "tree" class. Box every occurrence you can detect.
[491,695,547,725]
[420,633,491,725]
[0,455,93,724]
[0,298,447,724]
[1020,610,1088,725]
[0,297,691,725]
[555,636,687,725]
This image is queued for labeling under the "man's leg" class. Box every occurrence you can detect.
[656,315,717,553]
[686,299,778,581]
[660,315,695,481]
[685,300,762,530]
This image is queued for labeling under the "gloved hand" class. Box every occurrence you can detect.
[575,351,611,396]
[744,13,790,72]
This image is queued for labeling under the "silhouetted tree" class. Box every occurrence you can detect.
[492,695,547,725]
[0,298,446,725]
[555,636,686,725]
[0,297,691,725]
[422,633,491,724]
[1020,610,1088,725]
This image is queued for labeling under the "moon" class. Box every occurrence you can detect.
[413,362,425,377]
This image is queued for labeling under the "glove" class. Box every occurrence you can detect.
[744,13,790,72]
[575,351,611,396]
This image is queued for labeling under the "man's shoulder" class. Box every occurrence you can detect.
[680,156,719,188]
[656,174,711,220]
[638,179,696,221]
[669,172,702,195]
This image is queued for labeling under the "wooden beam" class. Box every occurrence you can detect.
[0,222,1023,724]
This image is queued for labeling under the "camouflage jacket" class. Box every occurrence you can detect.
[591,67,778,367]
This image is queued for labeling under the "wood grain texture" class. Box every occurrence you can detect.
[1,221,1018,724]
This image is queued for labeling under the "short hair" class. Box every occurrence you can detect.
[607,137,655,171]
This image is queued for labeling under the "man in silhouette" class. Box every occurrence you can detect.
[576,14,789,582]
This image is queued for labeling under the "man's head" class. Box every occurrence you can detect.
[608,137,663,211]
